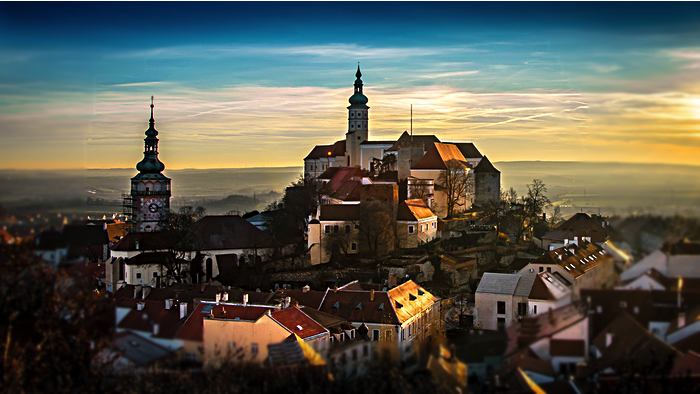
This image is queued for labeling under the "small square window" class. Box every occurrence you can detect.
[539,267,544,272]
[136,273,142,279]
[408,225,414,234]
[351,242,357,251]
[324,225,331,234]
[333,225,339,234]
[497,301,506,314]
[153,272,158,278]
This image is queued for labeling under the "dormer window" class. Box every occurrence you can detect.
[355,302,362,310]
[333,301,340,309]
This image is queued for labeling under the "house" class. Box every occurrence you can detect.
[115,298,191,353]
[528,271,572,316]
[519,240,616,300]
[504,303,589,377]
[317,280,440,361]
[307,204,361,265]
[591,311,682,375]
[107,231,178,292]
[396,199,438,248]
[202,303,329,367]
[541,212,610,251]
[621,239,700,282]
[474,272,537,330]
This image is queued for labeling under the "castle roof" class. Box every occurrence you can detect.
[447,142,482,159]
[473,155,500,174]
[304,140,346,160]
[385,131,440,152]
[542,212,608,242]
[412,142,469,170]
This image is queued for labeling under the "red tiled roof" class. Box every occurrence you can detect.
[117,299,192,339]
[320,167,365,200]
[318,288,400,325]
[270,288,327,309]
[304,140,346,160]
[316,166,341,180]
[397,199,437,221]
[505,303,587,358]
[533,241,610,279]
[412,143,469,170]
[271,306,328,339]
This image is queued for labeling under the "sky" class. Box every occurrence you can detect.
[2,2,700,170]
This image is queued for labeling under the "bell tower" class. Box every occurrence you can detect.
[130,97,171,232]
[346,64,369,167]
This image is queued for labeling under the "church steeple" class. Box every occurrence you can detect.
[346,65,370,168]
[136,96,166,174]
[130,96,171,233]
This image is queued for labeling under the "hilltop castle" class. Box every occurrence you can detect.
[303,66,501,217]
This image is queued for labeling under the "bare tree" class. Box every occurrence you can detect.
[358,201,396,259]
[438,159,469,218]
[158,206,207,283]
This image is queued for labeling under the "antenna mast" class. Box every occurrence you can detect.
[410,104,413,141]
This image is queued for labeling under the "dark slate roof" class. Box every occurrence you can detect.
[113,331,175,366]
[473,155,500,174]
[304,140,346,160]
[476,273,520,295]
[111,231,178,252]
[319,205,361,222]
[448,142,482,159]
[542,212,609,242]
[591,311,681,373]
[183,215,275,250]
[386,131,440,152]
[270,288,327,310]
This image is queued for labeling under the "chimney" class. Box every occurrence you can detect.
[165,298,174,310]
[334,285,338,293]
[303,285,310,293]
[243,294,249,307]
[134,285,142,299]
[679,312,686,329]
[222,292,228,302]
[371,289,375,302]
[573,236,578,246]
[137,301,145,311]
[153,323,159,336]
[564,239,569,246]
[135,240,139,250]
[606,332,613,347]
[142,286,151,300]
[179,303,188,319]
[216,293,221,305]
[284,296,291,309]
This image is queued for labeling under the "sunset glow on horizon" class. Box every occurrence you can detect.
[2,3,700,170]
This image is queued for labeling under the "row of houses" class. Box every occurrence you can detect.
[106,279,441,374]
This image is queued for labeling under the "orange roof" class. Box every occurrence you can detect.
[106,221,129,242]
[412,143,469,170]
[387,280,440,324]
[397,199,437,221]
[304,140,346,160]
[271,306,328,340]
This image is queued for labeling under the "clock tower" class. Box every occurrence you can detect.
[130,97,171,232]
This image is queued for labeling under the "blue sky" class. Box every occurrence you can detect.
[2,2,700,169]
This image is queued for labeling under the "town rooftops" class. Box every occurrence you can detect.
[207,304,273,321]
[504,303,587,357]
[304,140,346,160]
[270,288,327,310]
[662,239,700,255]
[117,299,192,340]
[112,330,175,367]
[591,311,681,373]
[529,272,570,301]
[397,199,437,221]
[533,241,610,279]
[411,142,469,170]
[542,212,609,243]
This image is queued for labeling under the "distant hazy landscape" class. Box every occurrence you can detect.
[1,162,699,218]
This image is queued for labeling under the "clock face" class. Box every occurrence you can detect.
[144,198,163,217]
